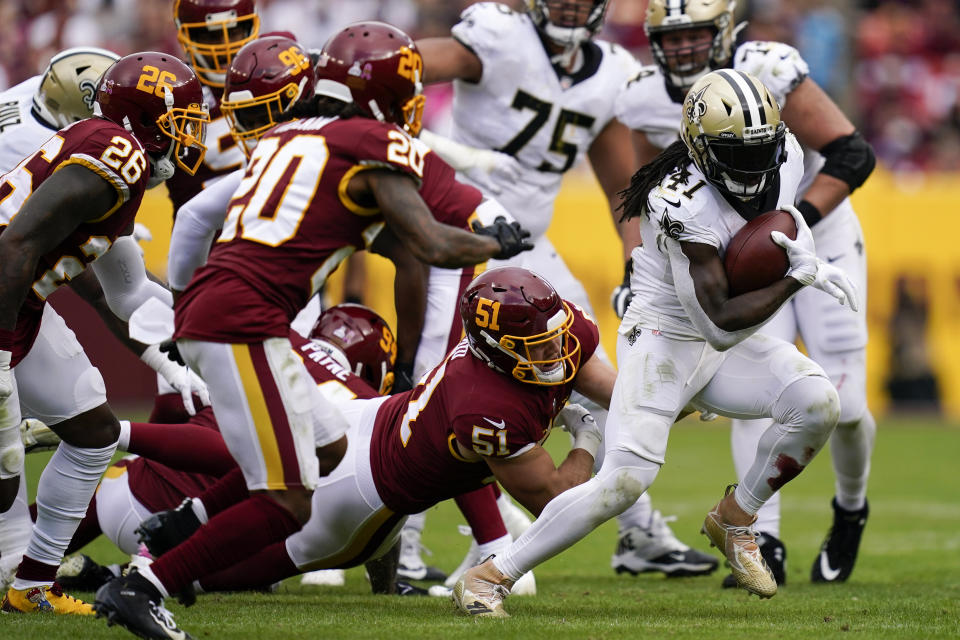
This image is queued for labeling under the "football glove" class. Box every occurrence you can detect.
[140,342,210,416]
[771,231,859,312]
[554,403,602,458]
[471,216,534,259]
[611,258,633,320]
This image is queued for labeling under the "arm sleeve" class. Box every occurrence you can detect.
[167,170,243,290]
[666,238,783,351]
[90,235,172,322]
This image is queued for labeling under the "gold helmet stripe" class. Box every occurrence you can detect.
[715,69,765,127]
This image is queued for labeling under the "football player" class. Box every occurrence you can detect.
[0,52,209,614]
[92,23,533,639]
[453,71,859,616]
[412,0,715,581]
[615,0,877,586]
[98,266,614,639]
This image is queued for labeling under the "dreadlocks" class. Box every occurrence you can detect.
[618,140,691,222]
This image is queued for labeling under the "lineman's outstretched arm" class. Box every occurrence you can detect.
[415,37,482,84]
[588,118,641,263]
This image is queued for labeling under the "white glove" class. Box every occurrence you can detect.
[0,350,12,404]
[140,343,210,416]
[463,150,522,195]
[771,230,859,312]
[699,411,719,422]
[554,403,602,458]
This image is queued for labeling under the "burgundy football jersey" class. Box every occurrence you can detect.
[0,118,149,364]
[174,116,482,343]
[369,304,600,514]
[288,330,378,400]
[164,96,245,215]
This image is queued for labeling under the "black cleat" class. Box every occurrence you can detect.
[94,570,193,640]
[722,531,787,588]
[811,498,869,583]
[395,580,429,596]
[136,499,202,557]
[56,554,118,592]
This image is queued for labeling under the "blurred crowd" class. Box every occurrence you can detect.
[1,0,960,171]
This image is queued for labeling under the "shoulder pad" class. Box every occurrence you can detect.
[734,41,809,107]
[647,169,723,247]
[453,3,526,51]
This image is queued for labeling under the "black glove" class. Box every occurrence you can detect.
[158,339,185,366]
[391,362,415,394]
[471,216,534,259]
[611,258,633,320]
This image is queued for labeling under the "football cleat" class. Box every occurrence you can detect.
[56,554,119,592]
[395,580,429,596]
[451,557,511,618]
[136,498,202,557]
[20,419,60,454]
[811,498,869,583]
[612,510,720,577]
[396,527,447,582]
[701,485,777,598]
[722,531,786,588]
[2,582,94,615]
[94,569,192,640]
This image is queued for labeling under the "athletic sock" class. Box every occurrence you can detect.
[128,422,236,475]
[454,485,506,544]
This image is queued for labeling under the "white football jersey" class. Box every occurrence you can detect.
[617,41,827,199]
[449,2,639,239]
[0,76,58,175]
[621,131,805,341]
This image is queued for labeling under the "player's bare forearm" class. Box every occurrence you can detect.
[0,240,39,330]
[589,119,638,261]
[372,171,501,267]
[488,446,594,517]
[684,242,801,331]
[573,355,615,410]
[373,228,427,365]
[415,37,482,84]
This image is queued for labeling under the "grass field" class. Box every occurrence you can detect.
[2,416,958,639]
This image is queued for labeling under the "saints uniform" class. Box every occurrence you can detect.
[0,78,58,174]
[617,40,867,416]
[447,2,639,320]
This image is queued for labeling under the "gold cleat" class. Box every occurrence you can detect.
[2,582,95,615]
[701,485,777,599]
[451,557,512,618]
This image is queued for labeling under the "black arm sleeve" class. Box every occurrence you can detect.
[819,131,876,193]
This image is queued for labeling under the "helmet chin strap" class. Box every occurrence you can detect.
[544,24,590,68]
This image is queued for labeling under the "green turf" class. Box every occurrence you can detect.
[3,417,958,639]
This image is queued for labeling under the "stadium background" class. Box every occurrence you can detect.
[3,0,958,418]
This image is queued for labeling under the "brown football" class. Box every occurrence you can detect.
[724,210,798,296]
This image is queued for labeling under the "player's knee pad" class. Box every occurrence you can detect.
[595,449,661,513]
[835,381,867,428]
[775,375,839,442]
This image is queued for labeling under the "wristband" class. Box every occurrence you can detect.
[797,200,822,228]
[572,428,602,459]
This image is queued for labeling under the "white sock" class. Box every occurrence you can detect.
[117,420,131,451]
[14,440,116,588]
[403,511,426,533]
[0,472,32,560]
[615,491,653,531]
[477,533,511,560]
[731,418,781,536]
[494,451,660,581]
[831,411,875,511]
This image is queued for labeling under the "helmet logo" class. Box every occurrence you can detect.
[79,79,98,109]
[136,65,177,98]
[684,84,709,125]
[348,61,373,81]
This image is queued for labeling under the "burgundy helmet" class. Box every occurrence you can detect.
[310,303,397,395]
[174,0,260,87]
[314,21,425,135]
[95,52,209,177]
[221,35,316,157]
[460,267,581,386]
